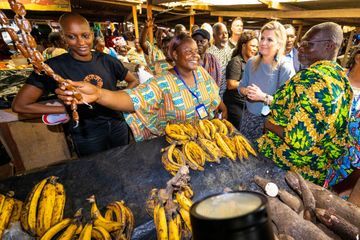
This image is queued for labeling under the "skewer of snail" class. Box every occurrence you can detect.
[0,0,101,127]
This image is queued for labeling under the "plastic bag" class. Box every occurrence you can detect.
[138,66,154,84]
[3,222,34,240]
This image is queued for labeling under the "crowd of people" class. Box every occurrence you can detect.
[8,13,359,194]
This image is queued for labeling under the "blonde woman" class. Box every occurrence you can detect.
[238,21,295,142]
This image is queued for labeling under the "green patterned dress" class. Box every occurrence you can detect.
[257,61,353,185]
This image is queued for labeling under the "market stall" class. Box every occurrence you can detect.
[0,136,289,239]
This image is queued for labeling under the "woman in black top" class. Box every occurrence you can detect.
[12,13,139,157]
[223,31,258,130]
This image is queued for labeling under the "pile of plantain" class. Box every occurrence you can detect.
[0,176,134,240]
[147,166,194,240]
[0,191,23,238]
[162,119,257,175]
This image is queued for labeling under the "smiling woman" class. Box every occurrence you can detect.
[56,33,227,142]
[12,13,139,157]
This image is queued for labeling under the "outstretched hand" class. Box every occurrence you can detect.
[55,80,101,105]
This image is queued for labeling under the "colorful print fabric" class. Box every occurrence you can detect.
[324,86,360,187]
[257,61,353,185]
[124,66,221,142]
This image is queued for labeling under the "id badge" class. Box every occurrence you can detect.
[261,105,271,116]
[196,104,209,119]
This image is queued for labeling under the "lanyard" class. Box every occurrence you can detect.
[174,66,200,103]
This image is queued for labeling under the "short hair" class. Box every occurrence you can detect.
[232,30,258,58]
[309,22,343,49]
[346,46,360,70]
[168,32,193,60]
[175,24,186,34]
[48,32,63,45]
[283,24,296,33]
[231,17,243,27]
[213,22,227,34]
[58,13,89,30]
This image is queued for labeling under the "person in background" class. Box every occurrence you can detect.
[324,46,360,191]
[140,18,167,63]
[207,22,233,98]
[283,24,300,72]
[238,21,295,142]
[56,33,227,142]
[224,31,258,130]
[175,24,187,36]
[258,22,352,185]
[192,29,221,88]
[113,36,130,63]
[12,13,139,157]
[127,38,147,66]
[228,17,243,49]
[43,32,67,60]
[201,23,213,44]
[93,37,118,59]
[191,24,200,34]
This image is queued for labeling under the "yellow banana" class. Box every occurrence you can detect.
[106,204,121,223]
[88,195,123,232]
[39,218,72,240]
[9,199,23,223]
[91,226,112,240]
[162,154,180,175]
[51,181,65,226]
[166,144,184,168]
[0,194,5,213]
[233,136,246,161]
[25,177,51,235]
[175,213,182,240]
[211,119,228,135]
[116,201,134,240]
[215,133,236,161]
[79,222,92,240]
[75,223,83,235]
[194,125,205,139]
[165,124,189,141]
[183,142,204,171]
[37,178,57,237]
[198,120,212,140]
[203,119,217,139]
[184,123,198,139]
[172,148,186,165]
[220,133,236,154]
[236,134,257,156]
[178,208,192,232]
[154,203,168,240]
[182,185,194,199]
[0,193,15,239]
[189,141,206,166]
[197,138,222,163]
[57,208,82,240]
[175,192,192,212]
[222,119,236,136]
[104,208,114,221]
[168,213,180,240]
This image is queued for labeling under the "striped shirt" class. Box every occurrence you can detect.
[124,66,221,141]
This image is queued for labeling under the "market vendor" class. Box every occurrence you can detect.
[257,22,353,185]
[12,13,139,157]
[56,33,227,142]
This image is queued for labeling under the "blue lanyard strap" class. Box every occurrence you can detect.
[174,66,200,103]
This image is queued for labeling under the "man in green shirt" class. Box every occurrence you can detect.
[257,22,353,185]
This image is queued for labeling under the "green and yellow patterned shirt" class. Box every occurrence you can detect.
[257,61,353,185]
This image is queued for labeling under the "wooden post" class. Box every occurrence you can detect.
[147,2,154,44]
[294,24,303,47]
[132,5,139,39]
[218,16,223,23]
[342,29,355,67]
[190,15,195,33]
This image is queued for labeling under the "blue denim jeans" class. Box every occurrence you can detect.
[68,118,129,157]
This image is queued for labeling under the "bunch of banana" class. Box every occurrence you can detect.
[152,187,193,240]
[20,176,66,237]
[88,195,134,240]
[40,208,82,240]
[165,124,191,144]
[161,143,187,176]
[182,141,206,171]
[0,191,19,238]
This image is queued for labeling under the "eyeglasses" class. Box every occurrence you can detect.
[297,39,331,48]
